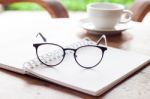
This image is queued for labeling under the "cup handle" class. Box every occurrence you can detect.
[120,10,133,23]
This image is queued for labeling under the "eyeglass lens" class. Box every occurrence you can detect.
[75,46,103,68]
[37,44,64,66]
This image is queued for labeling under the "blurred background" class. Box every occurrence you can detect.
[61,0,134,11]
[4,0,134,11]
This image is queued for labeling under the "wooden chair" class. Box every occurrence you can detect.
[0,0,69,18]
[130,0,150,22]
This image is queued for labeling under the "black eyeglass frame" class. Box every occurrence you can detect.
[33,33,108,69]
[33,43,107,69]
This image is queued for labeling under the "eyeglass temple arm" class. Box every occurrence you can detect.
[96,35,108,47]
[36,33,47,42]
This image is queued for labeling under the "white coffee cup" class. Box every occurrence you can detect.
[87,3,132,29]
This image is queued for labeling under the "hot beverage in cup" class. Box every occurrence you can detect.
[87,3,132,29]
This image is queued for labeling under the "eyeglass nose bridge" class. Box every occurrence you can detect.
[64,48,76,54]
[64,48,76,52]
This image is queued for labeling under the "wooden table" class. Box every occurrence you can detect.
[0,11,150,99]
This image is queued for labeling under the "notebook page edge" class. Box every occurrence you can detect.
[0,63,26,74]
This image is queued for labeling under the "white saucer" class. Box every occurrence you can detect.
[80,18,134,35]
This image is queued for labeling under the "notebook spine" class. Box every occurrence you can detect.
[23,39,95,69]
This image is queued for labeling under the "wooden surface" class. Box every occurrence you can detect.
[0,11,150,99]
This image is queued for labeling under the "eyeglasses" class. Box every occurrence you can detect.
[33,33,107,69]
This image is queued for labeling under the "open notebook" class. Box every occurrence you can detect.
[0,37,149,96]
